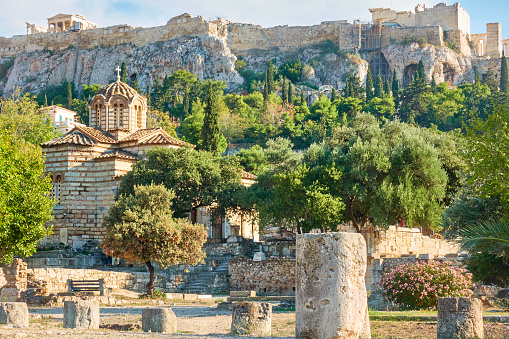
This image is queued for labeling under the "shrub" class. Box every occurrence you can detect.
[466,252,509,287]
[378,260,473,310]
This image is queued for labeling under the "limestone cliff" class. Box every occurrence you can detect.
[0,38,502,97]
[2,36,243,96]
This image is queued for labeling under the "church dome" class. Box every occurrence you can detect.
[96,81,140,103]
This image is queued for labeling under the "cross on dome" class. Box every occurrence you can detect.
[115,66,121,82]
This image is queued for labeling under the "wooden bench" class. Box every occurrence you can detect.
[67,279,108,296]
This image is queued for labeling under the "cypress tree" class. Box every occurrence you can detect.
[431,75,437,88]
[288,81,294,104]
[331,88,337,102]
[392,69,399,107]
[163,74,171,92]
[132,78,141,93]
[263,71,269,100]
[300,91,306,106]
[120,61,127,83]
[201,81,221,156]
[281,77,287,102]
[417,60,426,83]
[384,79,391,97]
[146,84,151,109]
[475,72,481,84]
[44,94,48,107]
[183,86,190,116]
[500,50,508,93]
[365,68,374,101]
[67,82,73,109]
[267,61,275,94]
[374,72,383,98]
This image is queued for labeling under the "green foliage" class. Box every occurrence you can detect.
[374,73,384,98]
[363,97,395,121]
[66,82,72,109]
[82,84,100,100]
[146,110,177,137]
[501,51,508,93]
[180,99,204,146]
[466,252,509,287]
[365,68,374,101]
[201,81,223,155]
[70,99,89,125]
[279,60,303,83]
[0,93,58,145]
[379,260,473,310]
[120,61,127,83]
[36,80,77,108]
[459,221,509,259]
[0,130,54,264]
[117,146,242,219]
[101,184,207,295]
[0,58,15,81]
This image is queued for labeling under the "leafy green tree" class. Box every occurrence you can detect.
[344,73,364,99]
[120,61,127,83]
[131,78,141,93]
[417,60,426,83]
[82,84,100,100]
[183,86,190,116]
[117,146,242,218]
[0,130,54,264]
[267,61,275,95]
[146,84,151,109]
[466,252,509,286]
[500,50,508,93]
[181,99,205,146]
[0,93,58,145]
[363,97,395,121]
[201,82,222,155]
[70,99,89,125]
[365,68,374,101]
[279,60,303,83]
[101,184,207,295]
[146,110,177,136]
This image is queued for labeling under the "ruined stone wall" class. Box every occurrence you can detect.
[415,3,470,35]
[228,257,295,294]
[381,26,443,47]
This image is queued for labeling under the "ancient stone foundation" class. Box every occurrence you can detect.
[142,308,177,333]
[0,302,29,327]
[296,232,370,339]
[437,297,483,339]
[231,302,272,336]
[63,299,100,329]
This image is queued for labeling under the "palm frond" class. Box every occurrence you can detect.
[459,221,509,254]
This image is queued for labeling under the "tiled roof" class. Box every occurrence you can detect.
[119,128,160,142]
[120,128,192,147]
[96,149,139,161]
[41,130,96,146]
[242,170,257,180]
[95,81,142,102]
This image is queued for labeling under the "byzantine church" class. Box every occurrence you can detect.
[41,71,257,248]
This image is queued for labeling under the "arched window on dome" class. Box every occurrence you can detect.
[99,104,103,128]
[113,104,118,126]
[137,105,143,129]
[119,104,123,127]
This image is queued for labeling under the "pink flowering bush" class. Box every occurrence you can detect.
[378,260,473,310]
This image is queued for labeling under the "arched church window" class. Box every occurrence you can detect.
[119,104,123,127]
[137,105,143,129]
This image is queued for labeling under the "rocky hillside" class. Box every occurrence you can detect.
[0,35,501,96]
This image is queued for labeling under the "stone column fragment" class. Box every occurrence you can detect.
[231,302,272,336]
[0,302,29,327]
[142,308,177,333]
[437,297,483,339]
[296,232,370,339]
[63,299,99,329]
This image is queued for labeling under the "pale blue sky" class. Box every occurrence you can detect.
[1,0,507,39]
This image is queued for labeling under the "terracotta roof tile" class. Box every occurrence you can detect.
[77,126,117,143]
[41,130,96,146]
[242,170,257,180]
[96,149,139,161]
[120,128,193,147]
[119,128,160,142]
[95,81,143,102]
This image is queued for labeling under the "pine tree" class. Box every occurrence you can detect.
[120,61,127,83]
[183,86,190,116]
[132,78,141,93]
[392,69,399,107]
[146,84,151,109]
[163,74,171,92]
[374,72,383,98]
[384,80,391,97]
[331,88,336,102]
[500,50,508,93]
[201,81,221,156]
[281,77,287,102]
[365,68,374,101]
[475,72,481,84]
[67,82,73,109]
[267,61,275,94]
[288,81,294,104]
[300,91,306,106]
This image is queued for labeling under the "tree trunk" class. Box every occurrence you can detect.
[145,261,155,296]
[348,199,361,233]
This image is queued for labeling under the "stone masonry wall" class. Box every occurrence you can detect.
[228,257,295,295]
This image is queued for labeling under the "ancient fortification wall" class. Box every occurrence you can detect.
[0,13,448,59]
